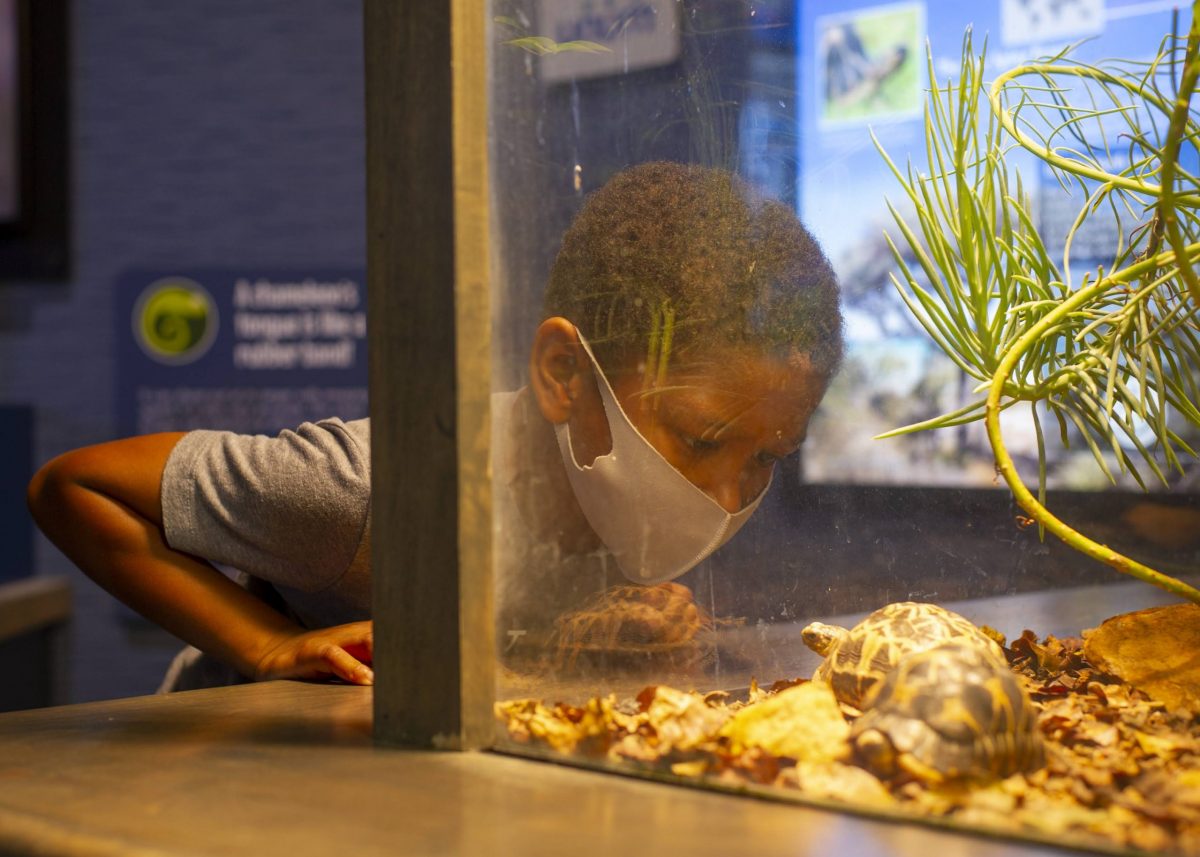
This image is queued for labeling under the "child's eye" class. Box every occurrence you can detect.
[754,445,799,468]
[754,450,781,467]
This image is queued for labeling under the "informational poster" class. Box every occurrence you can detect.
[795,0,1180,488]
[116,270,368,438]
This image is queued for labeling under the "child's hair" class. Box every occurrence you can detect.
[544,161,844,378]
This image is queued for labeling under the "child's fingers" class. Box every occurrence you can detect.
[321,643,374,685]
[338,622,374,664]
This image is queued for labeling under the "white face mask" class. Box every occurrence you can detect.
[554,332,770,584]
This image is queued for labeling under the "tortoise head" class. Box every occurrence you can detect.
[801,621,849,656]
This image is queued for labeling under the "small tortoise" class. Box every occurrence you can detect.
[802,601,1006,710]
[850,640,1045,784]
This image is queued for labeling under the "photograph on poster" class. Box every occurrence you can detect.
[816,2,922,128]
[1000,0,1105,45]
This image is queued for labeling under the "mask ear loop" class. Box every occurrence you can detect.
[573,331,628,431]
[555,333,621,473]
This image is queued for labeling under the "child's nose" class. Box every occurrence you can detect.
[706,479,744,514]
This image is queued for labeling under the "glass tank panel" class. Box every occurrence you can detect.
[484,1,1200,854]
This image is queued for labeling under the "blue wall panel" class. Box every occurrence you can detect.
[1,1,365,702]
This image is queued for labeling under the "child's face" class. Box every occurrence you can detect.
[599,347,827,513]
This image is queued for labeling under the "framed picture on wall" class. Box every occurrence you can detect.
[0,0,69,280]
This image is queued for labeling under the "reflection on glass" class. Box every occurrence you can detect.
[485,1,1199,854]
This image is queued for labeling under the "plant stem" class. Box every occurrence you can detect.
[1158,5,1200,305]
[655,301,675,393]
[986,245,1200,605]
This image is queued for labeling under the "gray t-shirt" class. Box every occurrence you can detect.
[158,417,372,691]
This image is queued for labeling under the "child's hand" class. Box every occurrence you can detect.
[253,621,374,685]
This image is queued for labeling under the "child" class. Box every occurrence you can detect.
[27,161,843,691]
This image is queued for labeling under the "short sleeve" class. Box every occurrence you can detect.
[160,418,371,594]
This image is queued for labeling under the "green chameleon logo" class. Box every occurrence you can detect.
[133,278,218,365]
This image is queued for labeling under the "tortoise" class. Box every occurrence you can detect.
[801,601,1006,711]
[849,640,1045,784]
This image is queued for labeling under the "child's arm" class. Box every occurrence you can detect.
[27,433,373,685]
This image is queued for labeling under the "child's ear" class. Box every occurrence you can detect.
[530,317,585,424]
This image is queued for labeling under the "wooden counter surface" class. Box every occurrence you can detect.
[0,681,1072,857]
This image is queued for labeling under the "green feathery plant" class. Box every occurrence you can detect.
[874,12,1200,605]
[494,15,611,56]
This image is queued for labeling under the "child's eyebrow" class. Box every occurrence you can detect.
[652,392,746,435]
[657,396,804,450]
[709,419,805,453]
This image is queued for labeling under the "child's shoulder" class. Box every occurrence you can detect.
[310,416,370,447]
